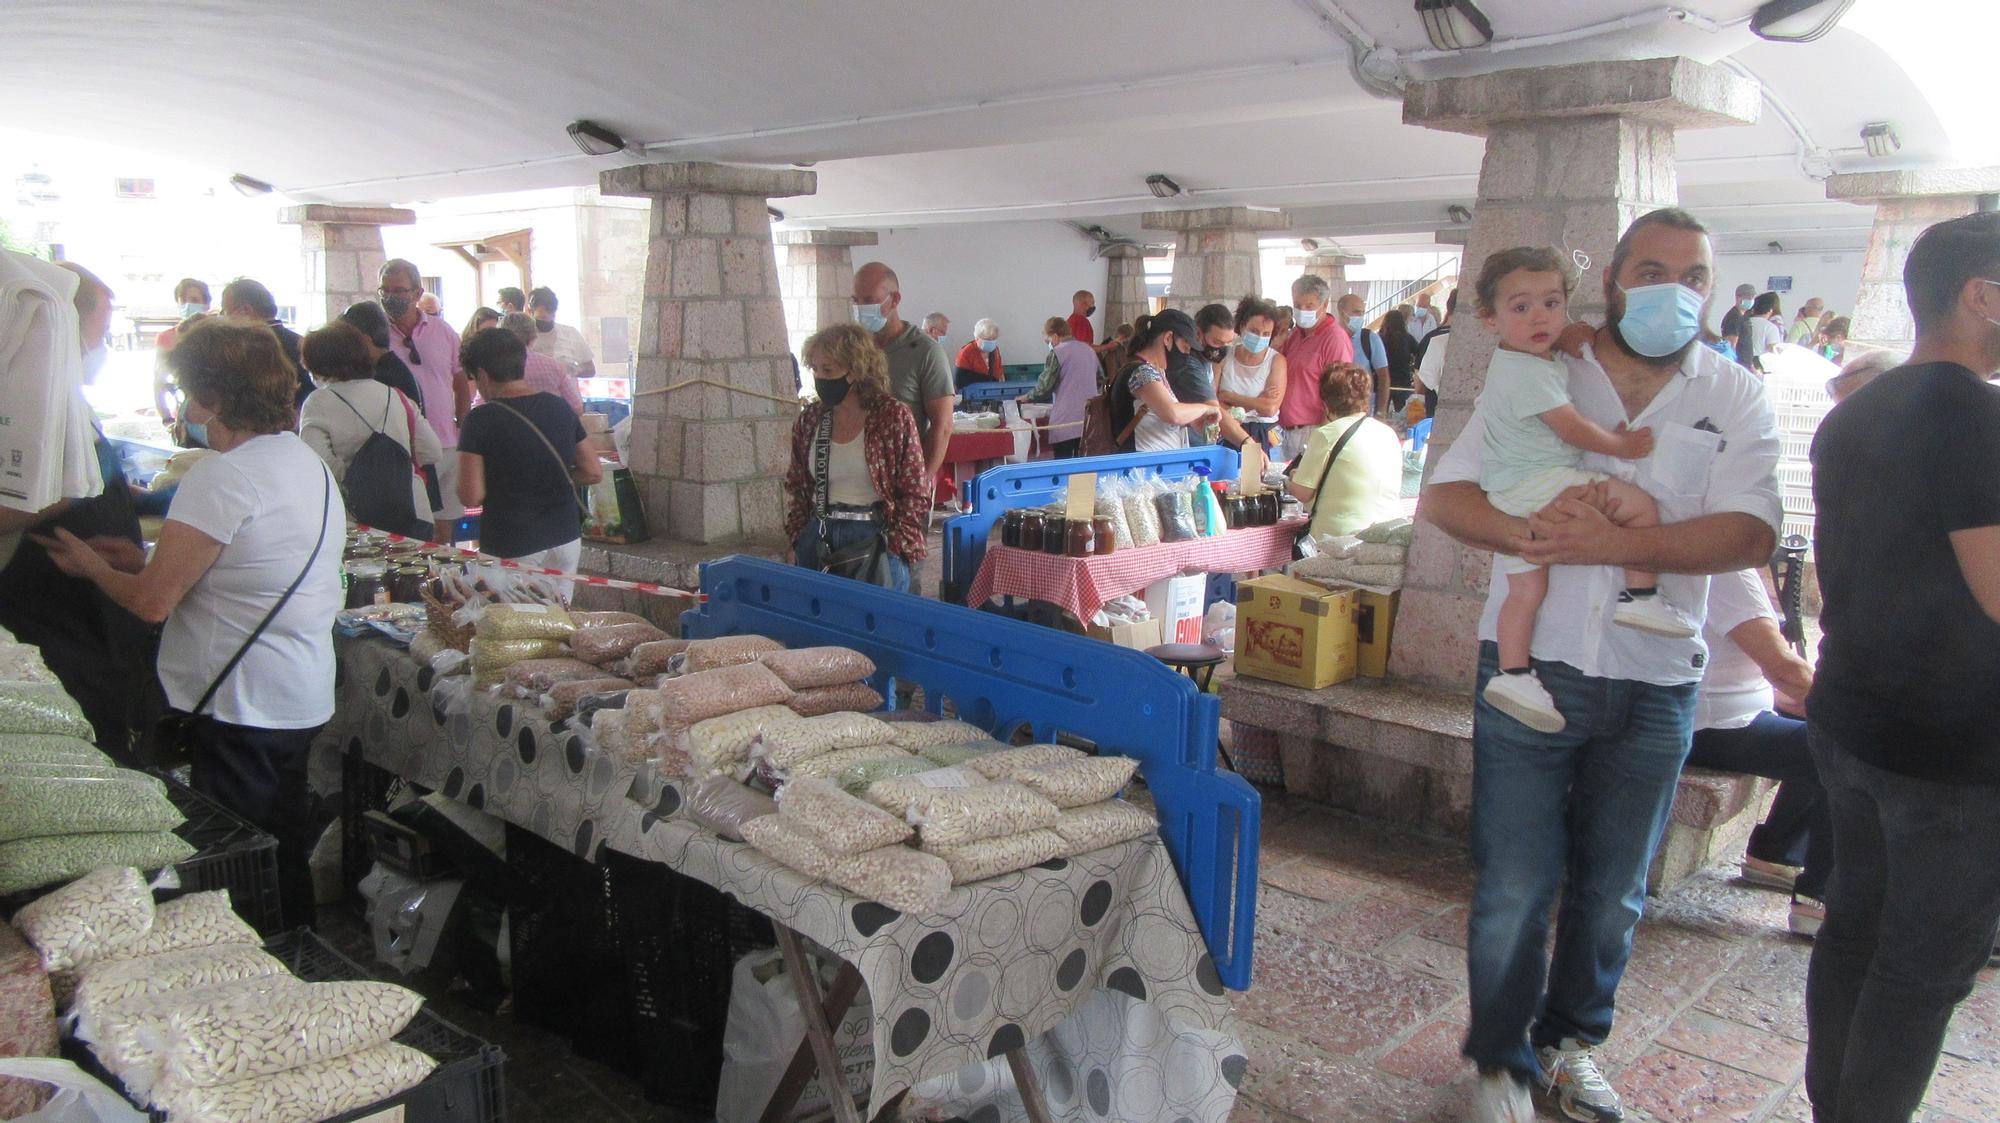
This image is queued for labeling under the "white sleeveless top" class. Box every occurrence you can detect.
[1219,349,1277,423]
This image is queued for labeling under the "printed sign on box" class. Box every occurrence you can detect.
[1143,574,1207,645]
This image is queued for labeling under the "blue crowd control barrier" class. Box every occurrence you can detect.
[940,446,1243,604]
[684,556,1261,991]
[958,378,1040,404]
[1408,417,1433,453]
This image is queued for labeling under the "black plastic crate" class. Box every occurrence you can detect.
[501,822,624,1048]
[161,777,284,935]
[341,746,411,902]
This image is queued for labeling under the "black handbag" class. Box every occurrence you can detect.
[150,469,332,768]
[810,409,891,584]
[1292,415,1369,560]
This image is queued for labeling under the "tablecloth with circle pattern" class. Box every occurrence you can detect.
[314,636,1247,1123]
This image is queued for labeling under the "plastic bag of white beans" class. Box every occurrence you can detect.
[155,979,423,1089]
[905,782,1059,848]
[152,1041,437,1123]
[71,945,290,1021]
[1051,801,1158,856]
[1012,755,1140,809]
[775,778,912,854]
[922,828,1065,885]
[11,866,155,971]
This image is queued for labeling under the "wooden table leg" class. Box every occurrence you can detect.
[757,957,864,1123]
[1005,1047,1057,1123]
[771,926,865,1123]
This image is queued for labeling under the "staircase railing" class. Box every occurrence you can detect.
[1365,260,1455,322]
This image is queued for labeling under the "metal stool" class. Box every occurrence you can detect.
[1146,643,1236,772]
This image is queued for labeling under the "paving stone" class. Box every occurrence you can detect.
[1925,1053,2000,1121]
[1373,1015,1469,1087]
[1942,979,2000,1064]
[1236,930,1461,1058]
[1656,1009,1807,1083]
[1376,933,1470,988]
[1613,1047,1782,1123]
[1597,978,1685,1069]
[1306,893,1437,956]
[1260,858,1377,904]
[1694,941,1813,1042]
[1771,1081,1813,1122]
[1417,903,1470,950]
[1624,919,1747,1004]
[1255,885,1337,941]
[1263,1049,1464,1123]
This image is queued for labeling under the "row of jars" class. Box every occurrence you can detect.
[341,537,463,609]
[1000,509,1117,557]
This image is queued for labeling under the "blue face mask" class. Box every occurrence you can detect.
[853,303,888,332]
[1240,333,1270,354]
[178,302,205,319]
[184,420,209,448]
[1346,315,1364,332]
[977,338,998,353]
[1617,282,1706,358]
[1738,298,1753,312]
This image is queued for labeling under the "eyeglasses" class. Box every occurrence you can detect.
[378,285,419,298]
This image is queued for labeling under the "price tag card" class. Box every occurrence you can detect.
[1064,473,1098,522]
[1241,443,1268,494]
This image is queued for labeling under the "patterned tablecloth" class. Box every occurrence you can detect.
[964,520,1304,624]
[312,637,1247,1123]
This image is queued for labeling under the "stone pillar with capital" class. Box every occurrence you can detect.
[1389,56,1759,688]
[1283,252,1366,300]
[1100,244,1154,334]
[601,162,816,545]
[1825,167,2000,354]
[1142,206,1289,312]
[774,228,878,357]
[277,205,415,329]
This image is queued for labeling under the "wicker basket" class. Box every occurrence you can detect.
[422,584,475,652]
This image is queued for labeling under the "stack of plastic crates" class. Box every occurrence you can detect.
[162,776,283,935]
[501,823,626,1061]
[341,746,407,903]
[1768,372,1833,549]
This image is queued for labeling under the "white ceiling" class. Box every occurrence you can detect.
[0,0,1973,252]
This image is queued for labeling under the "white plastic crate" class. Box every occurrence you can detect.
[1781,431,1814,462]
[1778,462,1814,492]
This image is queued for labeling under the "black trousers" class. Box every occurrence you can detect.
[1051,438,1081,459]
[190,716,324,930]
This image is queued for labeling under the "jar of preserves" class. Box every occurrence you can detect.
[1043,515,1069,555]
[390,565,428,604]
[1019,511,1045,552]
[1001,509,1024,548]
[1259,492,1281,525]
[1066,518,1095,558]
[1092,516,1116,556]
[345,562,389,609]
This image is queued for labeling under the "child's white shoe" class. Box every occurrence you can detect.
[1483,671,1567,733]
[1612,593,1698,639]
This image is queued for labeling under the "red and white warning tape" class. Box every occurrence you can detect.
[353,525,704,601]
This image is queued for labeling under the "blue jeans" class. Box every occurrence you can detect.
[1687,710,1830,899]
[1804,726,2000,1123]
[793,515,910,594]
[1463,642,1697,1082]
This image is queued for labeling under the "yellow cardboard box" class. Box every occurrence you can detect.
[1353,589,1400,678]
[1233,575,1357,689]
[1087,617,1163,651]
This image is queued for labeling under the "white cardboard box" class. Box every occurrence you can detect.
[1144,574,1207,645]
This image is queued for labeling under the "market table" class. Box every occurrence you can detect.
[964,518,1304,624]
[313,636,1247,1123]
[936,428,1020,507]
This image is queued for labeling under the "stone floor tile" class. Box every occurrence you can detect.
[1942,981,2000,1064]
[1624,920,1747,1005]
[1260,858,1378,904]
[1416,903,1470,950]
[1305,893,1436,956]
[1655,1009,1807,1083]
[1229,1019,1316,1106]
[1693,940,1813,1042]
[1770,1081,1812,1122]
[1228,1096,1307,1123]
[1376,933,1470,988]
[1924,1053,2000,1120]
[1613,1047,1782,1123]
[1264,1050,1466,1122]
[1255,885,1337,941]
[1373,1015,1471,1087]
[1596,980,1685,1070]
[1234,930,1462,1058]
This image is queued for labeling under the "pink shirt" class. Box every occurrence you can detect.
[522,350,583,415]
[389,312,463,445]
[1277,318,1355,428]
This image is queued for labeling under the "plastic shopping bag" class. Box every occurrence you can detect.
[714,948,873,1123]
[0,1058,148,1122]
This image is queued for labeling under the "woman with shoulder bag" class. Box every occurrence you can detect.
[1285,361,1404,540]
[35,319,345,928]
[784,324,931,592]
[299,321,442,541]
[455,327,601,597]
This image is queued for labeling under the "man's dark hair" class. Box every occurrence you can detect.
[527,286,559,313]
[1193,303,1233,334]
[460,326,527,383]
[1751,291,1783,318]
[1903,211,2000,332]
[220,277,277,320]
[339,301,393,349]
[1606,207,1709,286]
[497,286,526,310]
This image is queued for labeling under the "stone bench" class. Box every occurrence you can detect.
[1219,675,1771,894]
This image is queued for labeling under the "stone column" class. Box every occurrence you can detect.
[1389,57,1758,688]
[774,228,878,358]
[1283,251,1366,299]
[277,205,414,329]
[1825,167,2000,353]
[601,162,816,545]
[1101,244,1153,332]
[1142,207,1289,311]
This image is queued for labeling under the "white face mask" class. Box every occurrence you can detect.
[81,342,108,384]
[1293,308,1320,330]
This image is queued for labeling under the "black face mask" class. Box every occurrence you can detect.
[381,296,412,318]
[1084,304,1097,317]
[534,318,556,334]
[815,376,850,407]
[1202,344,1228,364]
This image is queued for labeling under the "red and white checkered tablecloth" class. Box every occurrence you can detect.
[965,518,1306,623]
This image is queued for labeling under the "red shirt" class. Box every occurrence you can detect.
[1276,318,1355,428]
[1066,312,1095,345]
[953,341,1003,380]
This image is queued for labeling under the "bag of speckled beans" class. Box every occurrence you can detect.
[758,646,877,690]
[682,634,785,673]
[653,663,795,733]
[774,778,912,853]
[785,681,885,718]
[0,681,96,740]
[569,621,669,667]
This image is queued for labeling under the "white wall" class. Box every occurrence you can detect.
[1710,251,1864,333]
[859,221,1107,363]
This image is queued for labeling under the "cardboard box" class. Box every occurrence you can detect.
[1353,589,1400,678]
[1087,617,1162,651]
[1233,574,1357,689]
[1143,574,1207,645]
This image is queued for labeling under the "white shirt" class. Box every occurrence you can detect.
[1431,341,1782,686]
[1743,316,1782,361]
[1694,568,1778,731]
[1409,308,1440,340]
[824,432,875,506]
[299,380,444,521]
[1417,332,1450,391]
[1219,350,1278,423]
[532,323,595,378]
[161,433,346,729]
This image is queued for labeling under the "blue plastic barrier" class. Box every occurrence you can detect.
[957,378,1040,404]
[683,556,1261,990]
[582,397,632,427]
[941,446,1242,604]
[1408,417,1433,453]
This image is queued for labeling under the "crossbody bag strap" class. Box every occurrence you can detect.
[1302,415,1368,524]
[188,467,333,718]
[330,385,379,433]
[494,400,587,514]
[812,407,835,526]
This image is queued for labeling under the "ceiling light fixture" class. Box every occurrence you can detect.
[1447,204,1473,224]
[1145,174,1184,200]
[1749,0,1855,43]
[1300,237,1321,252]
[229,174,273,197]
[767,207,785,222]
[1860,121,1900,158]
[1416,0,1494,51]
[1768,240,1786,253]
[567,119,629,157]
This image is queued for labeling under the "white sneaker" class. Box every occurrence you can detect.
[1484,671,1567,733]
[1467,1071,1535,1123]
[1612,594,1698,639]
[1538,1038,1624,1122]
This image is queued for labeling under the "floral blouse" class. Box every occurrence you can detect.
[785,396,933,562]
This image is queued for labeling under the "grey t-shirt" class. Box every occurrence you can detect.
[883,322,954,447]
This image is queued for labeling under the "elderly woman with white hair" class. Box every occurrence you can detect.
[953,318,1005,392]
[1826,348,1902,403]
